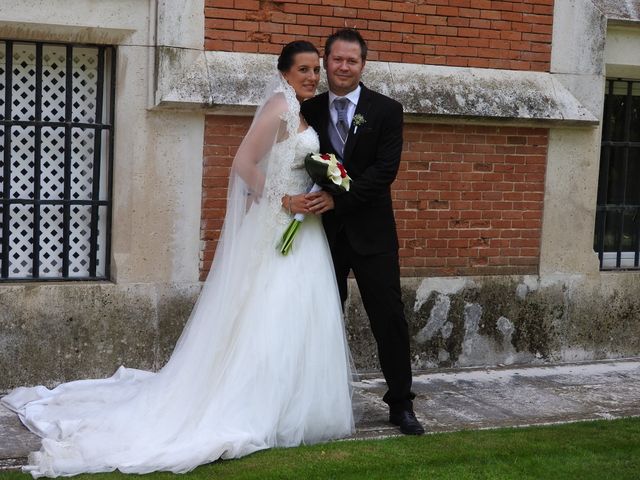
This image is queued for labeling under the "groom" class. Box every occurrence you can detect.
[301,29,424,435]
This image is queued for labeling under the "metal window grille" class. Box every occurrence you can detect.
[594,79,640,270]
[0,40,115,281]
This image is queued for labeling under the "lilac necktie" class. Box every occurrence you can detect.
[333,97,350,141]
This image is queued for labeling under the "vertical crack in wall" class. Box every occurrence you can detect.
[203,52,215,106]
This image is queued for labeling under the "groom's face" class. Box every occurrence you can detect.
[324,40,365,97]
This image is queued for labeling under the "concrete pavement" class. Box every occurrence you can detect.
[353,357,640,438]
[2,358,640,469]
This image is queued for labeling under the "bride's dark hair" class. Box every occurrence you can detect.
[277,41,320,72]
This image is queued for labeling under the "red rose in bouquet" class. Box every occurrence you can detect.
[304,153,351,194]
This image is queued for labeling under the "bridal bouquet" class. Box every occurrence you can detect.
[278,153,352,255]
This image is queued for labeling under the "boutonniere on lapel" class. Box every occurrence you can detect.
[352,114,366,134]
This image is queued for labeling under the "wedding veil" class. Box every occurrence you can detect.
[165,72,302,378]
[0,74,310,476]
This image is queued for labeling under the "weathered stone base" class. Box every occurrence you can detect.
[346,273,640,372]
[0,283,200,390]
[1,273,639,391]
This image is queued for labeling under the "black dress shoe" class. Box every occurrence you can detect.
[389,410,425,435]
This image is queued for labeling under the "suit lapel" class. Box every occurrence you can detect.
[343,84,372,163]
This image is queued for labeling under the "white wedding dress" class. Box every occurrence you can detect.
[2,76,355,477]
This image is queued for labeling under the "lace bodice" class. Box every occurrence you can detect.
[264,127,319,227]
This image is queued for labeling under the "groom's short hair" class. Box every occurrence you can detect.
[325,29,368,62]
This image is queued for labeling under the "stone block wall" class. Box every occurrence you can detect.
[350,274,640,371]
[3,0,640,391]
[204,0,553,69]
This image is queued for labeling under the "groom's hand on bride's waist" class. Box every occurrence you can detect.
[306,191,334,214]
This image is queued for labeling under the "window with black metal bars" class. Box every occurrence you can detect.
[0,40,115,281]
[594,79,640,270]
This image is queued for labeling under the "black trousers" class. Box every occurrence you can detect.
[331,231,414,412]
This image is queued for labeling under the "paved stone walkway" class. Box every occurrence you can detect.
[353,357,640,439]
[2,358,640,469]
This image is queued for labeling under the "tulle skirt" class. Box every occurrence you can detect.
[2,209,354,477]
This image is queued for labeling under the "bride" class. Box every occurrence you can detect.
[2,41,355,477]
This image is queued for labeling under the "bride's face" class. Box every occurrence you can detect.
[283,52,320,101]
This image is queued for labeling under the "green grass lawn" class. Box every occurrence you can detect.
[2,418,639,479]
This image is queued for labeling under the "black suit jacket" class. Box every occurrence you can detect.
[301,84,403,256]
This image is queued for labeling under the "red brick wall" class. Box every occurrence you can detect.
[205,0,553,70]
[201,116,547,279]
[397,123,546,277]
[200,116,253,279]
